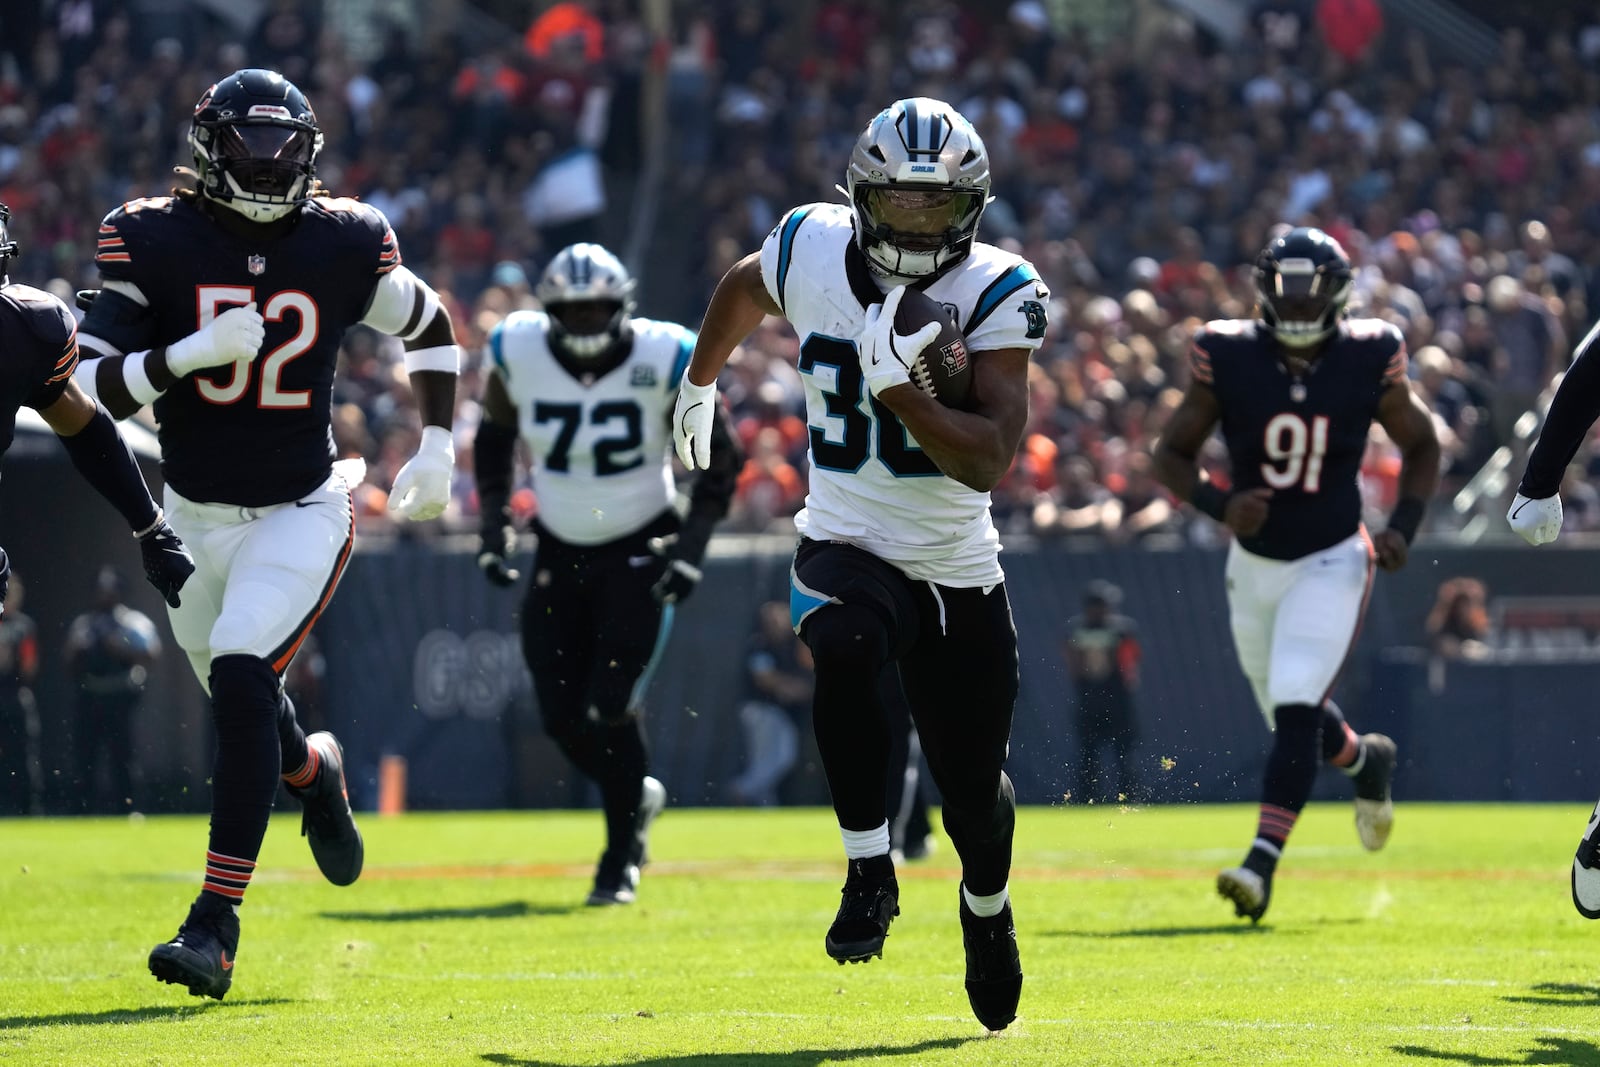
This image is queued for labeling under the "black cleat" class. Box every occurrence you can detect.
[285,731,364,886]
[1352,733,1397,851]
[825,855,899,964]
[1217,865,1272,923]
[586,850,641,907]
[960,887,1023,1031]
[148,894,240,1000]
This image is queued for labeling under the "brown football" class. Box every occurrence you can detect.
[892,287,974,410]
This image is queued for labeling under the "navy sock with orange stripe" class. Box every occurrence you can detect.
[277,692,313,786]
[204,654,282,900]
[1246,703,1323,877]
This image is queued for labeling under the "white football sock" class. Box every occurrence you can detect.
[963,883,1009,918]
[841,822,891,860]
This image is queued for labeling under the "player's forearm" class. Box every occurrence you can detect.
[686,259,769,388]
[1151,443,1200,502]
[1521,318,1600,498]
[408,370,457,429]
[875,384,1014,491]
[74,348,179,420]
[55,404,161,531]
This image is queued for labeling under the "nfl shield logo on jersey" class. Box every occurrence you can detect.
[247,254,266,275]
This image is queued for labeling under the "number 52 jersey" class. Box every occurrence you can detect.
[760,202,1049,588]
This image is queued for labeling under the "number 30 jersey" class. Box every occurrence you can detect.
[1191,317,1407,561]
[760,203,1049,587]
[489,312,693,546]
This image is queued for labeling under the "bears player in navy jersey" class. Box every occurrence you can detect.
[473,243,741,905]
[69,69,461,999]
[1504,316,1600,917]
[672,98,1043,1031]
[0,202,194,616]
[1154,227,1441,924]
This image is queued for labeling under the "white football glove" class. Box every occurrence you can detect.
[388,425,455,521]
[859,285,940,397]
[673,377,717,470]
[166,302,266,377]
[1507,492,1563,546]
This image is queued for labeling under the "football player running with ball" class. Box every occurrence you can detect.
[1504,316,1600,918]
[72,69,462,998]
[1154,227,1440,924]
[472,243,741,906]
[672,98,1047,1032]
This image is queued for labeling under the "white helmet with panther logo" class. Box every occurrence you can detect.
[844,98,992,282]
[536,243,637,360]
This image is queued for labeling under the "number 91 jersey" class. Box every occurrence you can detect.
[489,311,693,546]
[1191,317,1407,561]
[760,203,1049,588]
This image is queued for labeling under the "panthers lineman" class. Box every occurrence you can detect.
[473,243,740,906]
[72,69,461,998]
[0,202,193,620]
[673,98,1045,1032]
[1505,315,1600,917]
[1153,226,1440,923]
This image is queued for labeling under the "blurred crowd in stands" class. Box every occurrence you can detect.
[3,0,1600,543]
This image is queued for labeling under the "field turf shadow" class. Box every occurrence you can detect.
[1391,1037,1600,1065]
[320,901,579,922]
[481,1036,979,1065]
[0,999,294,1030]
[1500,982,1600,1008]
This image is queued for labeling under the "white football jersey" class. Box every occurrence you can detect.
[490,312,693,545]
[760,202,1050,586]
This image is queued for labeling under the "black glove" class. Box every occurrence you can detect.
[138,518,195,608]
[477,524,520,588]
[647,534,702,605]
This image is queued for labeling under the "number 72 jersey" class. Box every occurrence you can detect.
[1192,317,1407,561]
[489,311,693,546]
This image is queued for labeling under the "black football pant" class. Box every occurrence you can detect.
[793,538,1018,896]
[0,689,40,814]
[520,514,674,859]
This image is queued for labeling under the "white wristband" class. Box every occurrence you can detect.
[404,344,461,375]
[123,351,163,406]
[679,376,716,402]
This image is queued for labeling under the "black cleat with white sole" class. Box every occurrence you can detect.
[1573,797,1600,919]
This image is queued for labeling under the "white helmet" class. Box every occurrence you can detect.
[535,243,637,359]
[844,98,991,282]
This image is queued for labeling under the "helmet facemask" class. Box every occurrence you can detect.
[546,300,628,359]
[1256,259,1352,348]
[0,202,16,285]
[850,184,987,281]
[192,118,321,223]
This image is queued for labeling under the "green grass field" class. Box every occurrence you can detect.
[3,801,1598,1066]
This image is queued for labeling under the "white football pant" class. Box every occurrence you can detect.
[163,460,360,692]
[1224,528,1375,727]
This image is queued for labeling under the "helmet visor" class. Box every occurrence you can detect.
[858,187,984,251]
[1264,268,1344,325]
[214,123,316,196]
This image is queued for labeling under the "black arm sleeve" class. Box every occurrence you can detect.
[56,403,160,531]
[472,418,519,537]
[675,399,744,567]
[1520,318,1600,499]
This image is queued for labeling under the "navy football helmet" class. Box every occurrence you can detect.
[189,69,323,223]
[1254,227,1353,349]
[0,202,17,285]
